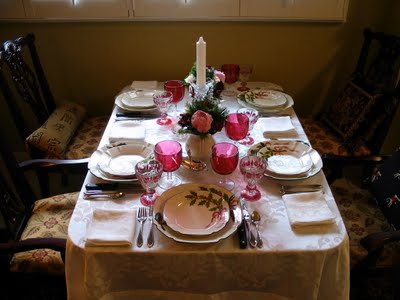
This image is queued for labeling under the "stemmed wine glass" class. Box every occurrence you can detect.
[225,113,249,157]
[153,90,173,125]
[164,80,185,117]
[154,140,182,189]
[239,155,266,202]
[135,159,164,206]
[237,107,259,145]
[237,64,253,92]
[210,142,239,191]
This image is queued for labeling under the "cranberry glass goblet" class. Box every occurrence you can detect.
[225,113,249,157]
[164,80,185,116]
[237,64,253,92]
[239,155,266,202]
[210,142,239,191]
[237,108,259,145]
[154,140,182,189]
[153,90,173,125]
[135,159,164,206]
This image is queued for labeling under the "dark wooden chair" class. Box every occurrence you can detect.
[301,28,400,183]
[0,128,85,299]
[328,149,400,299]
[0,33,108,196]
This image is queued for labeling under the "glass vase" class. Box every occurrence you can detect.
[185,134,216,162]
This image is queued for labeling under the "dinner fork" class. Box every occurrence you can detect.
[136,207,147,248]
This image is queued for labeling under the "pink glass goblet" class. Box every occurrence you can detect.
[239,155,266,202]
[210,142,239,191]
[237,107,259,145]
[153,90,173,125]
[135,159,164,206]
[164,80,185,117]
[221,64,240,84]
[237,64,253,92]
[225,113,249,157]
[154,140,182,189]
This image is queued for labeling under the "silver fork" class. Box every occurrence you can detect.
[136,207,147,248]
[146,205,154,248]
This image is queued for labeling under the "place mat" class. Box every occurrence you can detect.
[85,208,136,247]
[282,191,336,228]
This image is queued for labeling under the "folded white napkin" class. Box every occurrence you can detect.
[109,121,146,143]
[282,191,336,228]
[86,208,136,247]
[131,81,157,90]
[260,116,297,138]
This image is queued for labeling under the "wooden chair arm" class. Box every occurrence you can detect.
[360,230,400,252]
[18,157,89,173]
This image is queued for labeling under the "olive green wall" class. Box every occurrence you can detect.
[0,0,398,153]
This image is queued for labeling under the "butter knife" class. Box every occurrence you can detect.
[241,199,257,248]
[147,205,154,248]
[280,184,323,195]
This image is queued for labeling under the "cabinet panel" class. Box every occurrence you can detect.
[240,0,349,21]
[133,0,240,18]
[0,0,26,19]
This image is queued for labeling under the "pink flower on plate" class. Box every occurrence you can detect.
[191,110,213,133]
[214,70,226,83]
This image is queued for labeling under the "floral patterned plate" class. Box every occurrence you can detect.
[237,89,294,113]
[154,184,242,243]
[248,140,323,180]
[115,90,158,112]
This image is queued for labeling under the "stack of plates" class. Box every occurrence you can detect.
[237,89,294,113]
[88,142,154,182]
[115,90,157,111]
[154,184,242,243]
[248,140,323,180]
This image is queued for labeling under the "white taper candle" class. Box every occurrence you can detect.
[196,37,206,88]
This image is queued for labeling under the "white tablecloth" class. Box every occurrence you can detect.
[66,82,350,300]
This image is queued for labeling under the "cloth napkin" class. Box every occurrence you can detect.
[131,81,157,90]
[86,208,136,247]
[109,121,146,143]
[259,116,297,138]
[282,191,336,228]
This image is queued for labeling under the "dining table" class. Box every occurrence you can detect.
[65,81,350,300]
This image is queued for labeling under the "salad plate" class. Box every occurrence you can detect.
[88,142,154,182]
[154,184,242,243]
[163,189,230,236]
[248,140,322,180]
[237,89,294,113]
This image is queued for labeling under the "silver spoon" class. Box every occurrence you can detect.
[251,211,263,248]
[83,192,125,200]
[155,212,166,230]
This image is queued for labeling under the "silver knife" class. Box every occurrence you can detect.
[147,205,154,248]
[241,199,257,248]
[280,184,323,195]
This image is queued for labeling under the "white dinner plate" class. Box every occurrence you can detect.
[154,184,242,243]
[88,142,154,182]
[115,90,158,112]
[248,140,323,180]
[237,90,294,113]
[98,143,154,177]
[163,189,230,236]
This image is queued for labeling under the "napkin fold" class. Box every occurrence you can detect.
[282,191,336,228]
[260,116,297,138]
[131,81,157,90]
[86,208,136,247]
[109,121,146,143]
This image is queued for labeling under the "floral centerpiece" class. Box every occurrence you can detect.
[184,62,226,99]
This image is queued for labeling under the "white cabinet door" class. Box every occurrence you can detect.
[24,0,131,19]
[133,0,240,18]
[240,0,349,22]
[0,0,26,19]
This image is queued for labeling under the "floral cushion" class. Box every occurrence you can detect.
[9,192,79,275]
[64,116,109,159]
[370,150,400,230]
[26,102,86,158]
[331,178,400,269]
[300,117,371,157]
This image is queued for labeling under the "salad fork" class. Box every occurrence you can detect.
[136,207,147,247]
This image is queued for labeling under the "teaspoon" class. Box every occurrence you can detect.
[83,192,125,200]
[251,211,263,248]
[155,212,166,230]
